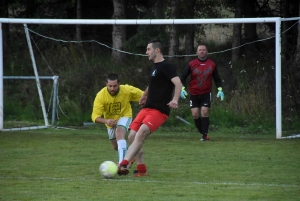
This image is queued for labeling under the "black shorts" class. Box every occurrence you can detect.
[189,93,211,108]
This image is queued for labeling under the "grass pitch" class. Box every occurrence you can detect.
[0,127,299,201]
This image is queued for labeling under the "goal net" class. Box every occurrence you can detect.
[0,17,299,138]
[3,75,58,131]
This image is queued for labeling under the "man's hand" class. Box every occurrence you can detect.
[217,87,224,101]
[139,95,147,106]
[139,90,148,106]
[106,119,117,127]
[180,87,188,99]
[167,100,178,109]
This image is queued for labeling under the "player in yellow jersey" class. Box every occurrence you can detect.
[91,74,144,165]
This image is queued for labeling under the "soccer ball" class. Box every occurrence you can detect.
[99,161,118,179]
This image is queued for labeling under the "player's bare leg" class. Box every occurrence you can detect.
[110,139,118,150]
[126,130,137,168]
[118,124,150,175]
[127,129,146,165]
[124,124,150,161]
[131,147,149,176]
[192,107,203,135]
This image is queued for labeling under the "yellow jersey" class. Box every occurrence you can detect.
[91,84,143,127]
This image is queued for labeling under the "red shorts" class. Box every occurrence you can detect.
[129,108,168,133]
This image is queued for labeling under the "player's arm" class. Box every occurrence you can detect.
[180,63,190,87]
[180,64,190,99]
[167,76,182,109]
[91,95,117,127]
[171,76,182,101]
[139,87,148,106]
[212,66,224,101]
[95,116,117,127]
[212,65,223,88]
[128,85,144,102]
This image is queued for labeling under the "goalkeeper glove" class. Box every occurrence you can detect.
[217,87,224,101]
[180,87,188,99]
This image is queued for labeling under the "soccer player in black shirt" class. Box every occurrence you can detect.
[118,39,182,176]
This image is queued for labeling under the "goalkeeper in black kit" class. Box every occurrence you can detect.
[180,45,224,141]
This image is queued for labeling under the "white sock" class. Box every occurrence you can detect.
[117,139,127,164]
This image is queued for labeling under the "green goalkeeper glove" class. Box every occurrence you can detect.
[217,87,224,101]
[180,87,188,99]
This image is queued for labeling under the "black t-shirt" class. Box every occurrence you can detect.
[144,60,178,116]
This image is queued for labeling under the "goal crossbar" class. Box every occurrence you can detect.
[0,17,282,138]
[0,17,281,25]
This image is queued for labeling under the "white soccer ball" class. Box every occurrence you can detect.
[99,161,118,179]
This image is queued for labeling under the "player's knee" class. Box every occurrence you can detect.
[201,111,209,117]
[128,130,136,143]
[128,134,135,143]
[135,131,147,143]
[192,113,199,119]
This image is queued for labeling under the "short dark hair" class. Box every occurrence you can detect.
[148,39,164,53]
[106,73,120,83]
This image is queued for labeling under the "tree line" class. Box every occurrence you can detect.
[1,0,300,120]
[1,0,299,61]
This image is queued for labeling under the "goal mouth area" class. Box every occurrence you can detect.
[2,76,59,132]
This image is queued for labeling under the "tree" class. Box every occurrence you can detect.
[243,0,258,57]
[0,0,9,48]
[231,0,243,62]
[111,0,126,63]
[287,1,300,118]
[168,0,180,63]
[183,0,196,64]
[76,0,87,62]
[281,0,289,63]
[153,0,166,19]
[153,0,168,36]
[297,3,300,57]
[76,0,82,42]
[122,0,168,53]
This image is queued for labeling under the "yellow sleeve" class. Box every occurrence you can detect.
[91,90,105,123]
[125,85,144,102]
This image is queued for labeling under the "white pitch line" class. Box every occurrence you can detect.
[109,179,300,188]
[1,176,299,188]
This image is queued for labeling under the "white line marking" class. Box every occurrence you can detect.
[1,176,299,188]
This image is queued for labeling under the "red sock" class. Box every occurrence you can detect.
[137,164,147,173]
[120,160,129,166]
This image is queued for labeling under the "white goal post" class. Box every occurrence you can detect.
[0,17,282,137]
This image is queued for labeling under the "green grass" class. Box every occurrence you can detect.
[0,127,299,201]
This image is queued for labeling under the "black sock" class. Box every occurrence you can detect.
[202,117,209,136]
[194,117,203,134]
